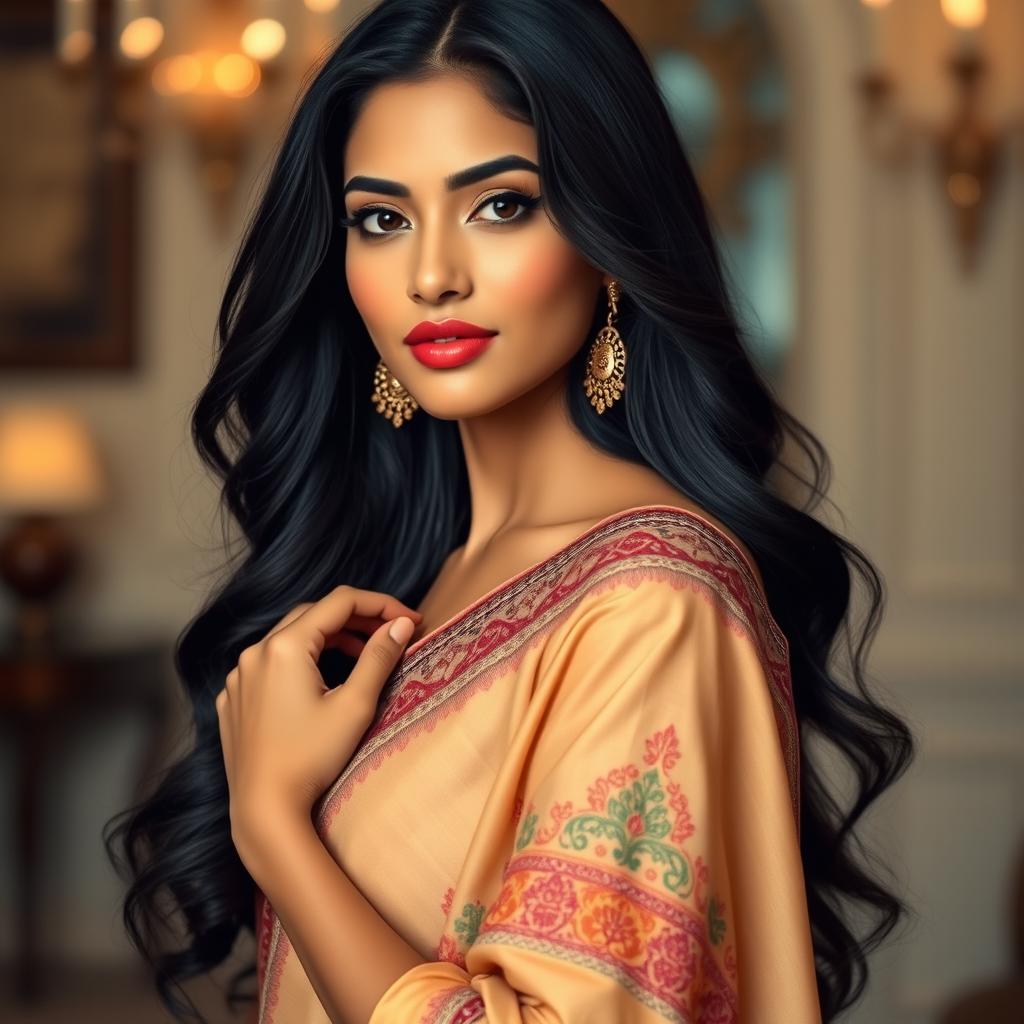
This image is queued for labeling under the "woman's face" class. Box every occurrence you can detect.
[342,72,609,420]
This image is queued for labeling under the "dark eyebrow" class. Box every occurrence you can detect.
[342,154,540,197]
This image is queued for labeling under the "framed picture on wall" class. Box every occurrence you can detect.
[0,0,138,370]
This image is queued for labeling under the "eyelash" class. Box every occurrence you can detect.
[338,190,542,239]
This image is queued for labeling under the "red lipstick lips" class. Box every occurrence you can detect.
[404,319,498,369]
[404,319,498,344]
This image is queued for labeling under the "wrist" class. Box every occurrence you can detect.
[231,801,315,881]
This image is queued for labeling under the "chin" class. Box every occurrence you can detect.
[410,392,510,421]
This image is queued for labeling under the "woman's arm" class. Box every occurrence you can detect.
[242,808,428,1024]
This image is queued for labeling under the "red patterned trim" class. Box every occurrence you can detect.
[420,985,486,1024]
[258,916,289,1021]
[255,890,271,991]
[314,506,797,835]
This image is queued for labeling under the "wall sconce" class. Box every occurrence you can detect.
[55,0,300,233]
[857,0,1015,274]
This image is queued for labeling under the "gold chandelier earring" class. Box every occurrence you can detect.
[371,357,419,427]
[583,280,626,414]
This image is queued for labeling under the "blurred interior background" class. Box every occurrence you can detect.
[0,0,1021,1021]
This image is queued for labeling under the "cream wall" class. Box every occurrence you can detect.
[0,2,1021,1021]
[766,2,1024,1022]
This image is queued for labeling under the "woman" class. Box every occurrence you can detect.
[105,1,915,1021]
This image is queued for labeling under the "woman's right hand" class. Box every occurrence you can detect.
[316,588,423,658]
[217,586,424,836]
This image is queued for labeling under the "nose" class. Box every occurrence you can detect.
[406,208,471,305]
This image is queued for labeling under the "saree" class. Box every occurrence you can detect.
[254,504,821,1023]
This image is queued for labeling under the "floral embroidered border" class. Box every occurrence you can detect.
[433,723,738,1024]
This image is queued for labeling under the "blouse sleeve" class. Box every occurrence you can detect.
[367,573,821,1024]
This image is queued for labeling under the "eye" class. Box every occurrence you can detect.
[471,190,542,225]
[339,206,409,237]
[339,190,542,239]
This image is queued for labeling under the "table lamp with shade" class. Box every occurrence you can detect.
[0,405,107,654]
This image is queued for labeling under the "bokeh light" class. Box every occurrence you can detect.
[213,53,260,97]
[151,54,202,95]
[941,0,987,29]
[59,28,95,64]
[241,18,287,61]
[119,16,165,60]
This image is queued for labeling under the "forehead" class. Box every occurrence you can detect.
[343,73,537,178]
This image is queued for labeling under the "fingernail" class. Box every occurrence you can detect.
[388,616,415,645]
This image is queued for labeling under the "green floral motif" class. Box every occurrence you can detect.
[454,900,486,947]
[558,768,695,897]
[708,896,726,945]
[515,811,537,851]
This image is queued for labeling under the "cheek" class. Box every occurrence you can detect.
[345,249,391,329]
[494,239,597,347]
[499,241,581,309]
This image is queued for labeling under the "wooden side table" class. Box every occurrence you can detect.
[0,642,173,1003]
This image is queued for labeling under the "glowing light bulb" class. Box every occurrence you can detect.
[241,18,287,62]
[120,16,164,60]
[941,0,987,29]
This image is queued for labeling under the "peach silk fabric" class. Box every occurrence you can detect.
[253,505,821,1023]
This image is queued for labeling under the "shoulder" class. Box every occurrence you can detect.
[532,505,798,786]
[539,480,766,596]
[610,486,765,593]
[536,500,799,822]
[557,494,779,656]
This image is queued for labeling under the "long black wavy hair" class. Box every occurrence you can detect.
[104,1,915,1019]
